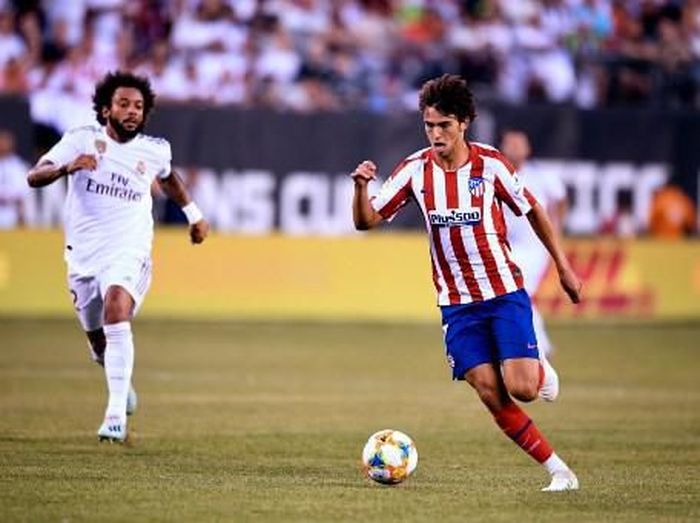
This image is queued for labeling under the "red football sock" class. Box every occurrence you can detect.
[493,402,554,464]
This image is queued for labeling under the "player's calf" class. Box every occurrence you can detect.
[465,363,511,414]
[85,327,138,415]
[505,381,539,402]
[103,321,134,421]
[86,329,106,366]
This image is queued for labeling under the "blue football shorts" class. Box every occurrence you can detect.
[440,289,539,380]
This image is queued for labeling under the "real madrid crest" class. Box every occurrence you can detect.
[136,161,146,175]
[94,139,107,154]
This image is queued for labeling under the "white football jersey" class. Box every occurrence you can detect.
[0,154,29,228]
[504,162,566,250]
[40,125,171,275]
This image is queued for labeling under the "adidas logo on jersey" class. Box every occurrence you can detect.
[428,208,482,227]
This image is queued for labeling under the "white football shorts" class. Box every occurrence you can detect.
[513,245,551,296]
[67,256,152,331]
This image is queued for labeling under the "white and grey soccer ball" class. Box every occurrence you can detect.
[362,429,418,485]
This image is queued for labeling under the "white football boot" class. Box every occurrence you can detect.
[126,383,138,416]
[542,470,579,492]
[97,416,128,443]
[538,352,560,402]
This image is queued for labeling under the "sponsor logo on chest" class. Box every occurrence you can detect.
[428,208,482,226]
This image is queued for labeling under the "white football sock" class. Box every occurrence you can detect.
[543,453,570,475]
[103,322,134,421]
[532,306,554,356]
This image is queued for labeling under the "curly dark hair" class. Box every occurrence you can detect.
[92,71,156,125]
[418,74,476,123]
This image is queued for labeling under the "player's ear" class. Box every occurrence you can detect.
[101,106,110,120]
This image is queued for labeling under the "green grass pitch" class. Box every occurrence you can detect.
[1,319,698,522]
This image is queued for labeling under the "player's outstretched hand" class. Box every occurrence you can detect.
[189,219,210,245]
[351,160,377,186]
[67,154,98,173]
[558,266,582,304]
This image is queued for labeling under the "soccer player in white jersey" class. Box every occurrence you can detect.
[351,75,581,491]
[501,129,568,357]
[27,71,210,443]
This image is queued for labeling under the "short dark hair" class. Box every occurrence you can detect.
[418,74,476,123]
[92,71,156,125]
[501,126,528,137]
[500,127,530,143]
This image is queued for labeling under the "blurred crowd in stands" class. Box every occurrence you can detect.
[1,0,698,236]
[0,0,699,131]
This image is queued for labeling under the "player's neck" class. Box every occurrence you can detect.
[434,141,470,171]
[105,125,137,144]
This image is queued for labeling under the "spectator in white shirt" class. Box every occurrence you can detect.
[0,8,26,67]
[0,130,29,228]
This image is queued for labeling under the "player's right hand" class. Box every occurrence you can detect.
[350,160,377,186]
[66,154,98,174]
[189,219,210,245]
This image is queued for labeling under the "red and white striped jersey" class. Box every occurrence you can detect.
[370,142,538,306]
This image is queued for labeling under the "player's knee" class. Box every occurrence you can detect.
[103,287,133,324]
[507,380,538,402]
[103,303,129,324]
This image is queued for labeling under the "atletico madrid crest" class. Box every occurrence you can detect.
[468,177,484,196]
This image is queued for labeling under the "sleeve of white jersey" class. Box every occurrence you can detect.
[156,141,172,179]
[547,171,567,203]
[493,160,537,216]
[369,159,415,222]
[8,158,29,197]
[39,129,84,167]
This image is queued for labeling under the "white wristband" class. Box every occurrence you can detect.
[182,202,203,224]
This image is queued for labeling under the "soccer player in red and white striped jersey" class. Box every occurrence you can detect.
[351,74,582,491]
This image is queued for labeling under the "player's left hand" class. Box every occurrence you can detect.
[558,266,582,304]
[189,220,210,244]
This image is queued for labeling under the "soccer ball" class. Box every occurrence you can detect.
[361,429,418,485]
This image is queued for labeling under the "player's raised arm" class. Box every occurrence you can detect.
[526,202,581,304]
[351,160,384,230]
[157,170,210,244]
[27,155,97,188]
